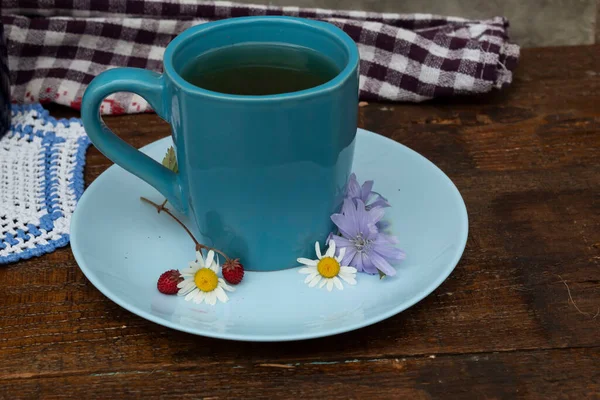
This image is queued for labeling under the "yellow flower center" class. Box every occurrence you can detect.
[194,268,218,292]
[317,257,340,278]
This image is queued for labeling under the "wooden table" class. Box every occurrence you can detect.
[1,45,598,399]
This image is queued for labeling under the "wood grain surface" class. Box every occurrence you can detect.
[1,45,599,399]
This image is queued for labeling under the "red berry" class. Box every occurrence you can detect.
[222,259,244,285]
[157,269,183,295]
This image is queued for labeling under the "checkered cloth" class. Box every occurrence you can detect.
[2,1,519,115]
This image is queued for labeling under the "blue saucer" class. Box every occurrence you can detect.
[71,128,468,341]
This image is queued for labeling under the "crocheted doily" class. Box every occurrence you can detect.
[0,104,90,263]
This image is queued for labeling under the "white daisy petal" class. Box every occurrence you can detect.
[315,241,322,259]
[319,278,328,288]
[177,279,188,289]
[304,272,318,284]
[210,257,219,273]
[218,278,235,292]
[338,270,354,280]
[178,286,195,296]
[340,266,357,274]
[325,240,336,257]
[336,247,346,262]
[215,286,229,303]
[195,251,205,267]
[194,291,206,304]
[208,292,218,305]
[327,279,334,291]
[205,250,215,268]
[298,267,315,274]
[178,279,195,292]
[185,288,199,302]
[297,258,317,266]
[339,274,357,285]
[333,277,343,290]
[308,275,322,287]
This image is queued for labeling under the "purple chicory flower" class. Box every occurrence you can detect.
[346,173,390,210]
[329,199,405,276]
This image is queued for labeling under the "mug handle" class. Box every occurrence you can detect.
[81,68,185,213]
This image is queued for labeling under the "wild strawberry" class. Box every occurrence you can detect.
[157,269,183,295]
[222,259,244,285]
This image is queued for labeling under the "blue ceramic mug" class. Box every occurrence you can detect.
[81,16,359,271]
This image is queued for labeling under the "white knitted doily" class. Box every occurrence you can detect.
[0,104,90,264]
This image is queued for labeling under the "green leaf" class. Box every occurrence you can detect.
[378,270,387,280]
[162,146,178,173]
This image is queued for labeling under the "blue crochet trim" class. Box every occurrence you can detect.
[0,103,91,264]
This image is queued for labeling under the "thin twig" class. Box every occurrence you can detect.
[140,197,231,261]
[141,197,199,247]
[557,275,600,319]
[195,244,229,262]
[158,199,168,213]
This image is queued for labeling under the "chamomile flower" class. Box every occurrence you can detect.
[177,250,234,305]
[298,240,357,291]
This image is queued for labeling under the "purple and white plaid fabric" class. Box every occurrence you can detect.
[2,0,519,115]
